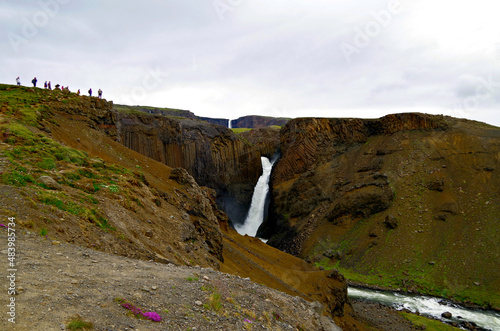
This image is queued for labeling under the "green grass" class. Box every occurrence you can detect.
[1,168,35,187]
[36,157,57,170]
[38,191,86,215]
[318,260,500,308]
[230,128,252,134]
[66,315,94,330]
[203,290,223,312]
[400,312,461,331]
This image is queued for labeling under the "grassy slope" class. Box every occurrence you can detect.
[0,84,227,268]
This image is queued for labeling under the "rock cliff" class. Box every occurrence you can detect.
[261,113,500,307]
[231,115,289,129]
[115,112,262,223]
[114,104,229,127]
[41,95,261,223]
[239,126,281,158]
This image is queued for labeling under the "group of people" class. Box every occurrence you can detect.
[15,76,104,99]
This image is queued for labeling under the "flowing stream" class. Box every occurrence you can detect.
[235,156,275,237]
[348,287,500,330]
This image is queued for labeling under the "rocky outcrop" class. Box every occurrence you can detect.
[239,126,281,158]
[168,168,224,261]
[114,104,229,127]
[231,115,289,129]
[261,113,500,307]
[115,112,262,222]
[48,95,115,126]
[273,113,448,185]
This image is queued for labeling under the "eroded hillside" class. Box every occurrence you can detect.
[0,84,369,330]
[261,114,500,308]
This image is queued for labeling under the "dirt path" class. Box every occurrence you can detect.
[0,228,341,331]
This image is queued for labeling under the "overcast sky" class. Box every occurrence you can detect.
[1,0,499,126]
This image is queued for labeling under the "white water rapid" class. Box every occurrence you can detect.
[235,156,275,237]
[348,287,500,330]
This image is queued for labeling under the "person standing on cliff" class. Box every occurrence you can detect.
[16,77,20,86]
[32,77,37,87]
[48,81,51,90]
[88,88,92,97]
[98,89,102,99]
[44,81,48,89]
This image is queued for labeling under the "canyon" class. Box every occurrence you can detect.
[1,84,499,330]
[260,113,500,309]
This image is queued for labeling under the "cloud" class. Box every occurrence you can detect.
[1,0,499,126]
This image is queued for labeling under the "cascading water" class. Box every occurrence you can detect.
[349,287,500,331]
[235,156,275,237]
[228,119,232,129]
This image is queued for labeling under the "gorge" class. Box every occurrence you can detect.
[1,84,499,330]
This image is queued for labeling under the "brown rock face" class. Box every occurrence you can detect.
[48,95,115,125]
[231,115,289,129]
[115,112,262,222]
[261,113,500,306]
[273,113,448,185]
[239,126,281,158]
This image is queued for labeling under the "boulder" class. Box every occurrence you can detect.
[384,214,398,229]
[441,311,452,319]
[427,178,444,191]
[38,176,62,190]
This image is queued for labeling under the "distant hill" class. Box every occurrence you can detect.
[231,115,290,129]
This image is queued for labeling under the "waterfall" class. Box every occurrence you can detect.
[228,119,232,129]
[235,156,275,237]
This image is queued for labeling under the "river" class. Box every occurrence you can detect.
[349,287,500,330]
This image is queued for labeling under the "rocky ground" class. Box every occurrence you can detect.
[350,301,418,331]
[0,229,343,331]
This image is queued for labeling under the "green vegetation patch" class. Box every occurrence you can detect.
[230,128,252,134]
[66,315,94,330]
[2,167,35,187]
[400,312,461,331]
[38,191,86,215]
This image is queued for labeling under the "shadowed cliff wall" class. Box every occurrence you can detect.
[115,112,262,223]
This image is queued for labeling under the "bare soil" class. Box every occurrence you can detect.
[0,229,341,331]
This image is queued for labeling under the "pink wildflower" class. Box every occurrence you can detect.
[143,312,162,322]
